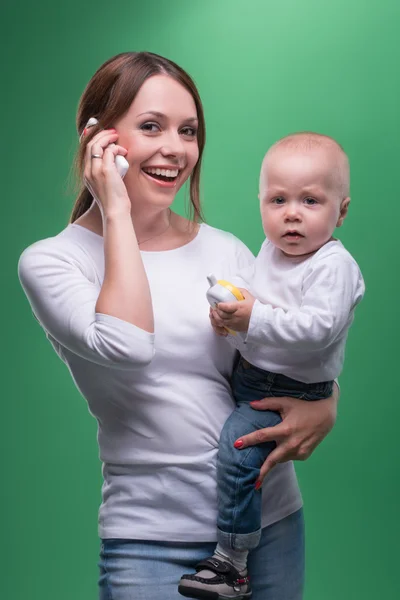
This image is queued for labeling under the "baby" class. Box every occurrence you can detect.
[178,132,365,600]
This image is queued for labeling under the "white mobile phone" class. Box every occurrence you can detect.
[83,117,129,178]
[115,154,129,178]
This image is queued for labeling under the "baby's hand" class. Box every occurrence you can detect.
[215,288,255,332]
[209,308,228,336]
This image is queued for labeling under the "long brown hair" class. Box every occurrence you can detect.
[70,52,206,223]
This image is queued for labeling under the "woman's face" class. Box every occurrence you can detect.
[114,74,199,210]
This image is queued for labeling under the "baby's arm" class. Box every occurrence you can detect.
[217,255,364,350]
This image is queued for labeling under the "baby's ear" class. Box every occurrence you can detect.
[337,197,350,227]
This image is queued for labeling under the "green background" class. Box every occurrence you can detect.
[3,0,399,598]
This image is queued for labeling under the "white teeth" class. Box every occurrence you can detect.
[144,167,179,178]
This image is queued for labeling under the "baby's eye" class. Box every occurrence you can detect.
[304,197,318,205]
[140,122,160,133]
[272,196,285,204]
[180,126,197,138]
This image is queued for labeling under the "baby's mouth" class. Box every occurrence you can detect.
[283,231,304,238]
[142,167,180,183]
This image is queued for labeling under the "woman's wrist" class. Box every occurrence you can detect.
[318,388,338,427]
[331,380,340,405]
[103,209,136,240]
[103,208,133,224]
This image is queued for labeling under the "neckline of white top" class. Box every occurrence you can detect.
[68,222,205,255]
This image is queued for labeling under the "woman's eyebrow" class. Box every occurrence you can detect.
[136,110,198,122]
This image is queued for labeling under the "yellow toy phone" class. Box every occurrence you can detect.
[206,274,244,336]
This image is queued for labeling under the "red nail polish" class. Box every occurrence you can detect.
[255,480,262,490]
[234,440,243,449]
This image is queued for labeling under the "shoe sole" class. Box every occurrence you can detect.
[178,584,252,600]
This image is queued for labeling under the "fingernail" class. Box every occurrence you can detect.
[83,128,88,136]
[255,480,262,490]
[234,440,243,449]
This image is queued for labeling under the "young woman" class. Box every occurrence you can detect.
[18,52,338,600]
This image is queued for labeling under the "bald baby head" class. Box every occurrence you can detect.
[258,132,351,256]
[261,132,350,199]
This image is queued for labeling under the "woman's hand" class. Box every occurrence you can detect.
[234,384,339,487]
[84,129,130,217]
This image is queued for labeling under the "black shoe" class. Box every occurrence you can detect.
[178,556,252,599]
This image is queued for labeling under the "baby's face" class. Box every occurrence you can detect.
[259,147,349,257]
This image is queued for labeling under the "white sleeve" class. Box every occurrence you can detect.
[18,242,155,369]
[246,254,365,351]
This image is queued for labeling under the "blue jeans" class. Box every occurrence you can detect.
[99,508,305,600]
[217,357,333,551]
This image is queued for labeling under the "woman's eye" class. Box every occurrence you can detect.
[272,196,285,204]
[180,126,197,138]
[304,197,318,205]
[140,122,160,133]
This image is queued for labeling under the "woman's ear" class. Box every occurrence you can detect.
[336,197,350,227]
[79,117,99,142]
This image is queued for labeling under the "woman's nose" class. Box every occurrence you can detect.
[160,132,185,159]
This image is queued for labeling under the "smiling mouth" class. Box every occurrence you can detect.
[142,166,180,183]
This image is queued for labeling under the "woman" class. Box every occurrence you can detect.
[18,52,338,600]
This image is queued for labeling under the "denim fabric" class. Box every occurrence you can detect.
[217,357,332,550]
[99,508,305,600]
